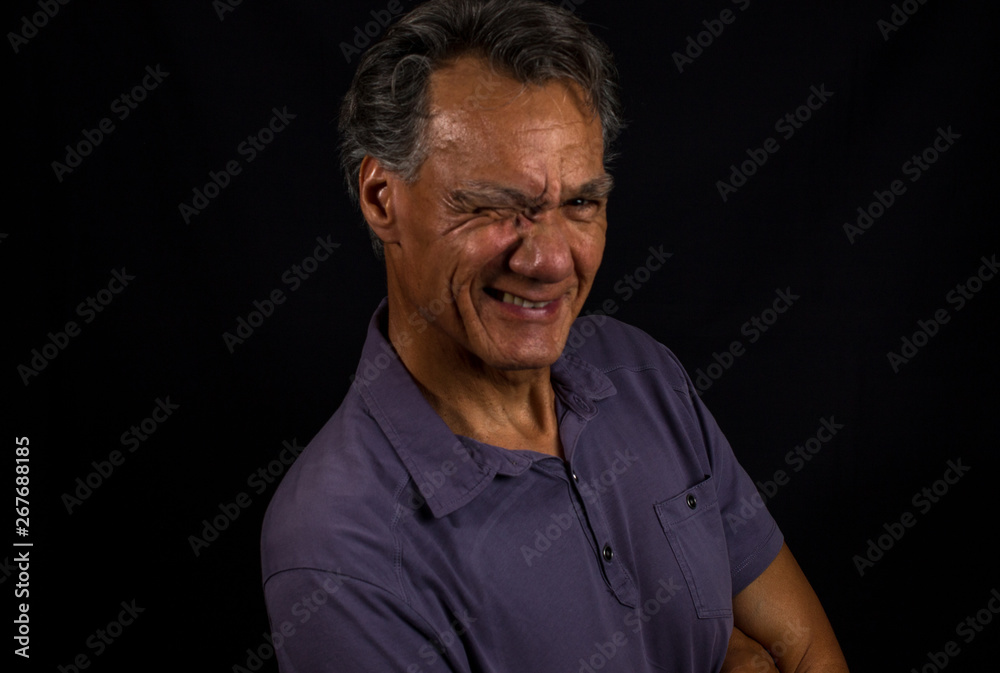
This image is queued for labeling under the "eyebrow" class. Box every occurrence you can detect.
[448,173,615,212]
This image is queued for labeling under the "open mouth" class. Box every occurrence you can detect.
[485,288,555,309]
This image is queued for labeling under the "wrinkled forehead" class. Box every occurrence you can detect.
[421,56,605,192]
[425,56,600,149]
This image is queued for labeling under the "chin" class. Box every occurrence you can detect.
[482,342,566,371]
[490,358,558,372]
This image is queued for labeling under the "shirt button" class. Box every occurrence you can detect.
[602,544,614,562]
[572,471,579,483]
[686,493,697,509]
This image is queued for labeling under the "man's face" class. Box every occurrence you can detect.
[382,56,610,372]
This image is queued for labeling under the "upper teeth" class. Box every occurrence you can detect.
[502,292,551,309]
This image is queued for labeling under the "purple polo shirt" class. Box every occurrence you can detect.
[261,299,783,672]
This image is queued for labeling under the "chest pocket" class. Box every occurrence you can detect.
[654,476,733,619]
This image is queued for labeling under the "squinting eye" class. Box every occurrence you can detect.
[474,206,516,218]
[565,198,600,214]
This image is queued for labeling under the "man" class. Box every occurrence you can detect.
[261,1,850,671]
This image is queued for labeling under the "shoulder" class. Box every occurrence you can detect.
[567,313,693,395]
[261,389,408,589]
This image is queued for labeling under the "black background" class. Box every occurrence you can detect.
[8,0,999,670]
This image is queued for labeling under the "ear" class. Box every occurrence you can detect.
[358,155,401,246]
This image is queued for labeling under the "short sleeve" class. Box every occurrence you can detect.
[263,568,465,673]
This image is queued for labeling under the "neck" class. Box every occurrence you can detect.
[386,299,563,458]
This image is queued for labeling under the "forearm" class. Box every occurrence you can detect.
[722,624,847,673]
[733,544,849,673]
[721,627,777,673]
[767,620,847,673]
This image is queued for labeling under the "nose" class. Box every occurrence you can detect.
[507,210,574,283]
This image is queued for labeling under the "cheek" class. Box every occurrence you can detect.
[451,221,520,271]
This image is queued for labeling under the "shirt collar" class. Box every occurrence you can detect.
[351,298,617,518]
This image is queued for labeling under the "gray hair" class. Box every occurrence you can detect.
[338,0,624,258]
